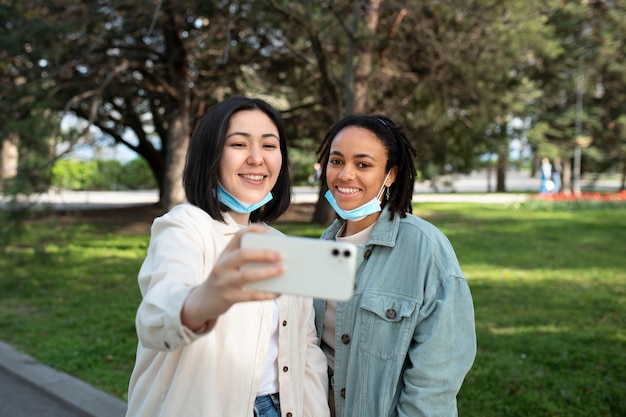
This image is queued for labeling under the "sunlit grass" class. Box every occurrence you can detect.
[1,203,625,416]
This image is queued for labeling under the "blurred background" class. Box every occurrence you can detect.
[2,0,625,217]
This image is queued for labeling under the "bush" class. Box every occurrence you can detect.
[51,158,156,191]
[288,142,319,186]
[51,159,99,190]
[118,158,156,190]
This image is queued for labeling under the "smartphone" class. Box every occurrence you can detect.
[240,233,357,301]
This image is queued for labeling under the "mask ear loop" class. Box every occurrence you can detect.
[374,117,396,202]
[376,171,391,202]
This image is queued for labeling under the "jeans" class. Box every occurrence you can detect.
[253,393,281,417]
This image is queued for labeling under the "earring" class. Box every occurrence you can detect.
[386,187,390,199]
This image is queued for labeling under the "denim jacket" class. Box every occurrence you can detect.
[314,207,476,417]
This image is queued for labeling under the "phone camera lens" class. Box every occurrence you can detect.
[343,250,351,258]
[332,249,340,256]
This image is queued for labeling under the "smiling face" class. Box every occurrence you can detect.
[326,126,397,224]
[218,109,282,207]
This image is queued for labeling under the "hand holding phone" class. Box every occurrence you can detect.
[241,233,357,301]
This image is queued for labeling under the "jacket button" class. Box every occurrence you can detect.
[283,366,289,372]
[385,309,397,319]
[364,249,372,259]
[341,334,350,344]
[282,320,287,326]
[340,388,346,398]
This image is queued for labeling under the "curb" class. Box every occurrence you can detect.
[0,341,127,417]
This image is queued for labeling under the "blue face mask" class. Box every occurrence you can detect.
[217,183,273,214]
[324,172,390,222]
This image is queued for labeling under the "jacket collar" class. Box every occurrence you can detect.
[183,203,245,236]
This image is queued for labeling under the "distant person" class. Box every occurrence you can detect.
[314,114,476,416]
[125,96,329,417]
[311,162,322,185]
[540,157,555,194]
[552,158,562,193]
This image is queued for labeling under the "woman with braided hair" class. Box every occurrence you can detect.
[314,115,476,417]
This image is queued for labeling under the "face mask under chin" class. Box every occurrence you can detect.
[216,183,273,214]
[324,172,390,221]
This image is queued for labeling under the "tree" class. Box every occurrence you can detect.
[43,0,226,210]
[5,0,624,214]
[586,1,626,191]
[528,0,626,194]
[0,2,66,195]
[4,1,283,210]
[0,133,18,192]
[261,1,562,202]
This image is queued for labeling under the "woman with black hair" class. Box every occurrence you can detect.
[126,96,329,417]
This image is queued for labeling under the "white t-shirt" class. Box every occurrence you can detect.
[322,222,376,370]
[257,300,279,395]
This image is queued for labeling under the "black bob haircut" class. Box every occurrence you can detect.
[316,114,417,219]
[183,96,292,223]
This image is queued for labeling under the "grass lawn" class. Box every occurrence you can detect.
[1,201,625,416]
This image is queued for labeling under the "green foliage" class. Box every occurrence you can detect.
[1,203,625,416]
[91,160,124,190]
[0,208,27,248]
[1,113,60,195]
[51,158,156,191]
[51,159,99,189]
[286,138,320,186]
[4,1,626,202]
[118,158,156,190]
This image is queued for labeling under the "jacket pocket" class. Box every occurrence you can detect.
[357,294,417,359]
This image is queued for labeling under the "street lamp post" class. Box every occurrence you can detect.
[573,61,583,196]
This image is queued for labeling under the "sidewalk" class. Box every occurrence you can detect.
[1,170,621,210]
[0,341,127,417]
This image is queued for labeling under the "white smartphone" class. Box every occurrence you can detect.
[240,233,357,301]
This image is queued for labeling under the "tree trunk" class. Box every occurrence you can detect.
[496,148,508,192]
[353,0,381,114]
[160,3,191,211]
[562,157,572,195]
[311,0,381,223]
[619,161,626,191]
[1,132,19,192]
[162,102,190,211]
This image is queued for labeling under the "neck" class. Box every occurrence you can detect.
[344,212,381,236]
[229,211,251,226]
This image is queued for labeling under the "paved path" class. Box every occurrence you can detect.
[0,341,127,417]
[1,170,621,210]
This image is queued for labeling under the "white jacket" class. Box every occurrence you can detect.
[126,203,329,417]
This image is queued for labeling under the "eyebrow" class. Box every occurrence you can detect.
[226,131,279,139]
[330,150,377,160]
